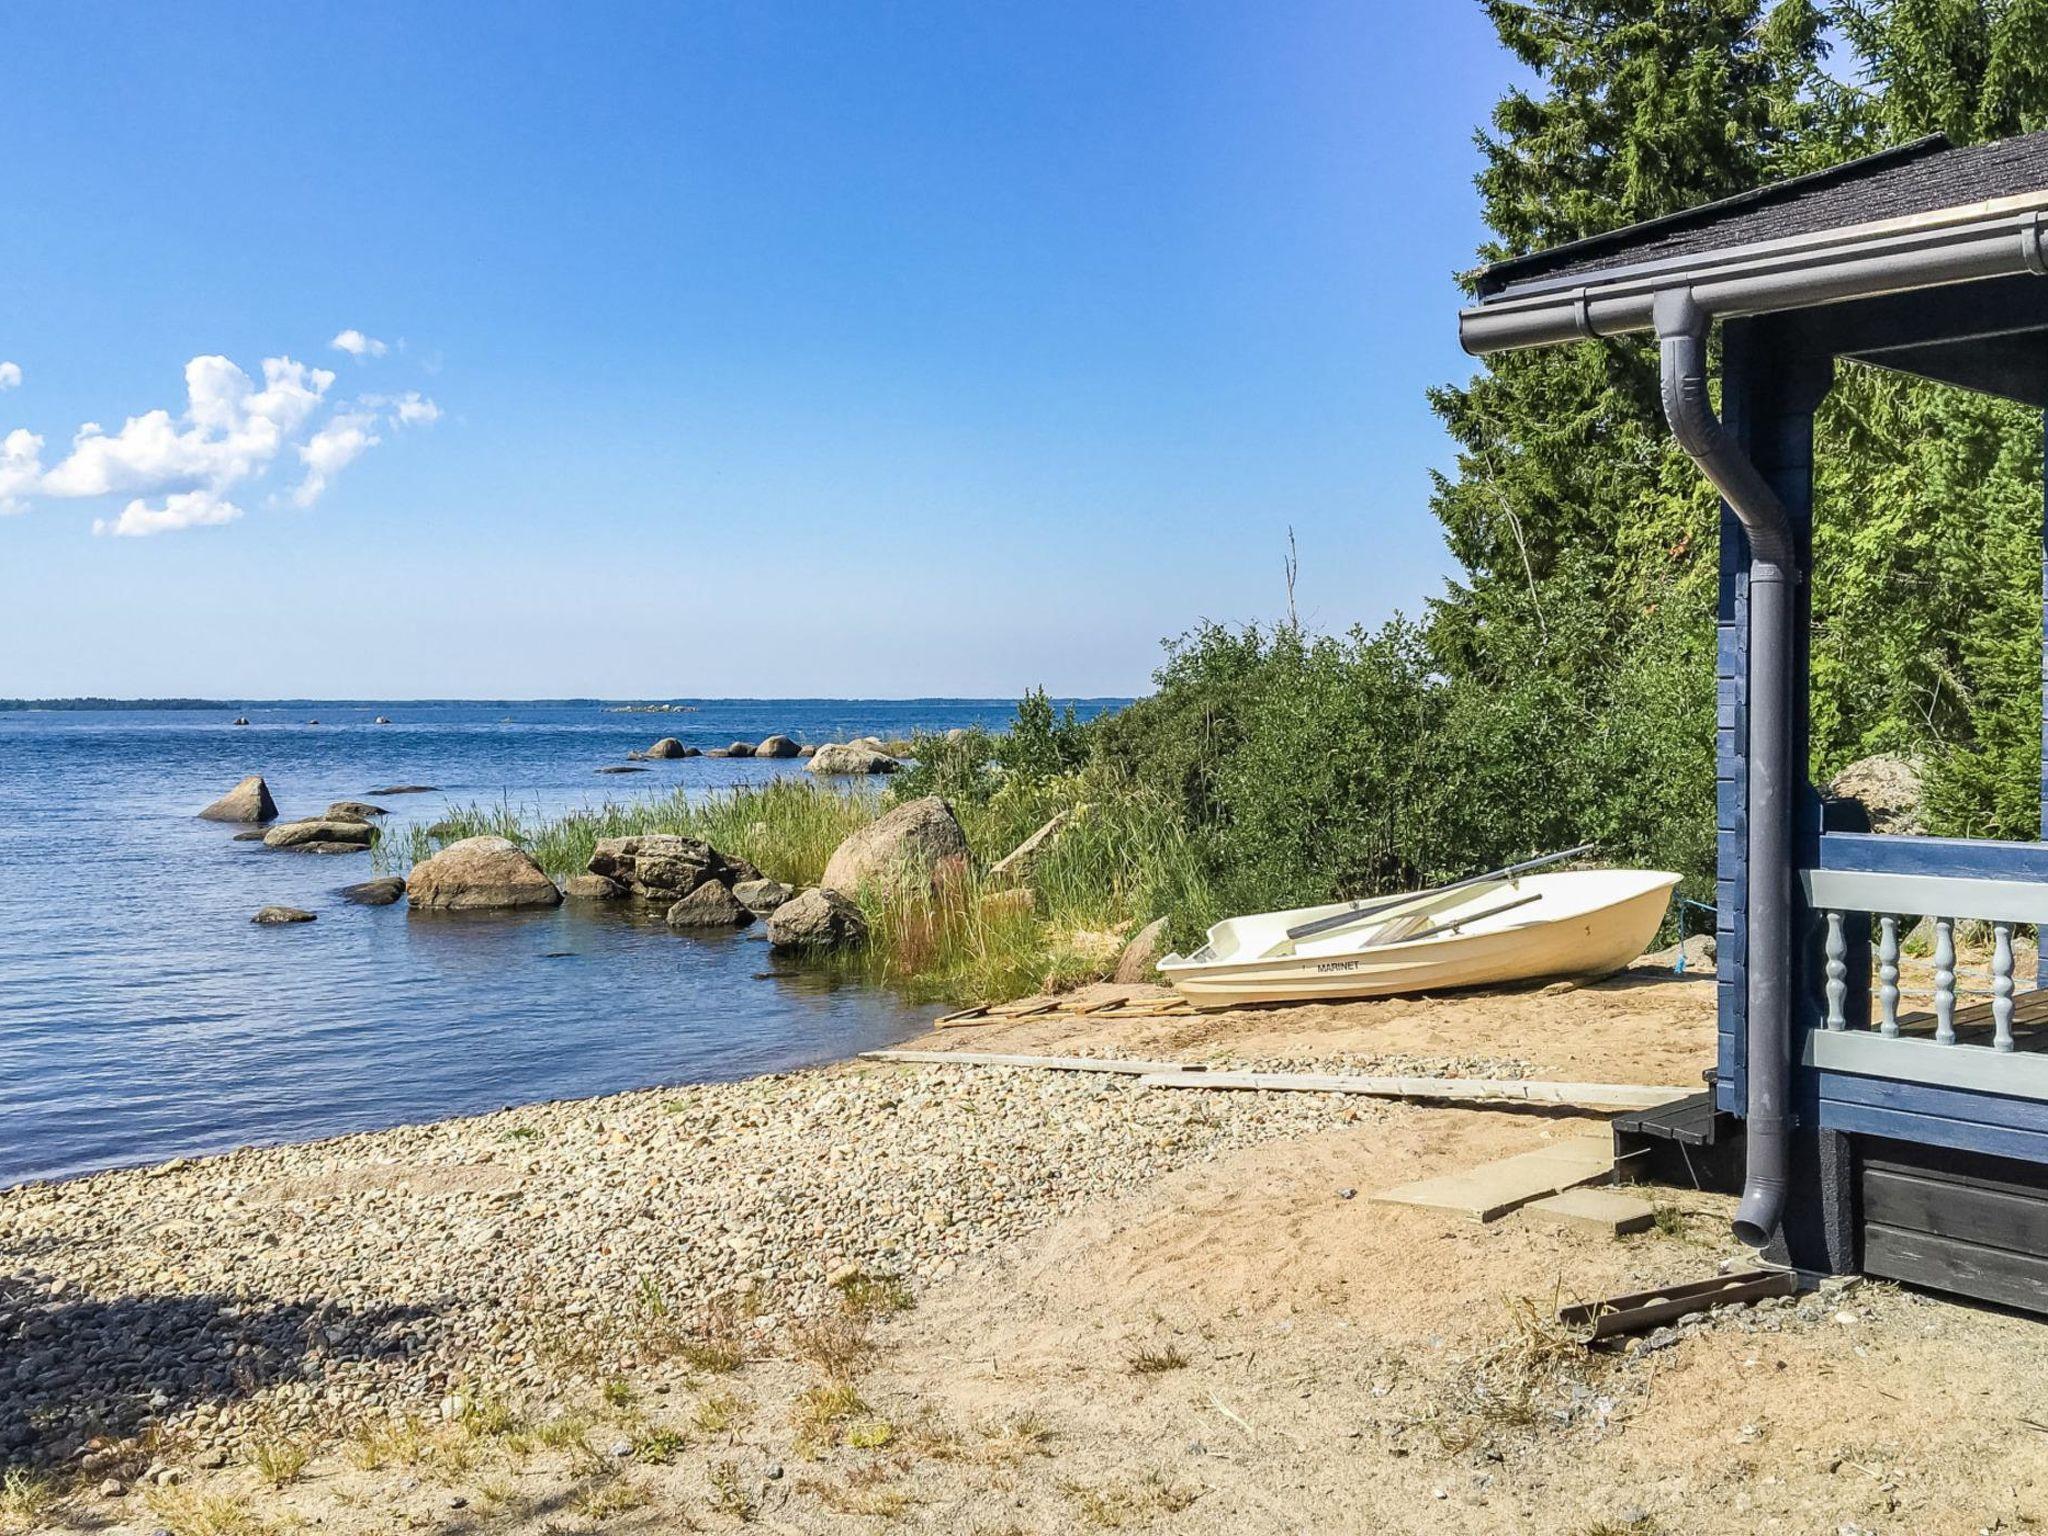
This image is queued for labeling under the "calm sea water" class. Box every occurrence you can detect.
[0,700,1121,1186]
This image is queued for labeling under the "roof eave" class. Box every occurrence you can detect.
[1459,192,2048,356]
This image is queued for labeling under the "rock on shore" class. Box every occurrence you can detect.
[806,742,899,775]
[766,887,867,950]
[587,835,728,902]
[733,877,793,916]
[821,795,967,894]
[198,775,277,823]
[406,836,563,911]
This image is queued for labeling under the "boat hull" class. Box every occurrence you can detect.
[1159,871,1678,1008]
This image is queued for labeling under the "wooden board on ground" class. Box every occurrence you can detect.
[1523,1186,1657,1236]
[862,1049,1194,1076]
[931,994,1195,1029]
[1135,1070,1684,1113]
[1371,1134,1615,1223]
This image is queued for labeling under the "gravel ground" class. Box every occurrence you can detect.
[0,1050,1426,1475]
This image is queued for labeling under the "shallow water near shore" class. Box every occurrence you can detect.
[0,698,1120,1186]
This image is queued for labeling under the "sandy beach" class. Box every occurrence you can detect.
[5,964,2045,1534]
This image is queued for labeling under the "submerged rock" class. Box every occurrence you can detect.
[264,819,376,851]
[1112,916,1170,984]
[587,834,727,901]
[198,775,277,824]
[407,836,563,911]
[252,906,316,925]
[368,785,440,795]
[231,829,268,842]
[756,734,800,759]
[339,877,407,907]
[595,765,649,774]
[806,743,900,776]
[766,887,868,951]
[733,877,793,916]
[666,881,752,929]
[821,796,967,894]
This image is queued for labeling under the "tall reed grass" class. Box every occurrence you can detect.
[388,778,878,886]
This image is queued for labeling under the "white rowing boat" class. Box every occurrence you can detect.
[1156,868,1680,1008]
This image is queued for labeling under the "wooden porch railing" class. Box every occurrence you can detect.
[1803,833,2048,1099]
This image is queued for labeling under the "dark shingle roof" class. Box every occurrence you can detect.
[1476,130,2048,298]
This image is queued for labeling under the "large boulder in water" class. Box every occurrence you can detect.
[766,887,868,951]
[821,796,968,895]
[339,876,407,907]
[645,738,694,759]
[1826,754,1925,836]
[757,734,800,759]
[199,775,277,823]
[587,834,727,901]
[406,836,562,911]
[264,818,376,852]
[806,743,899,776]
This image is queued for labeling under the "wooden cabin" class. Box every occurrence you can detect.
[1459,131,2048,1311]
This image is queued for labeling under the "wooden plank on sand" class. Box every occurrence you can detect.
[1133,1071,1685,1112]
[1371,1135,1616,1223]
[862,1049,1194,1076]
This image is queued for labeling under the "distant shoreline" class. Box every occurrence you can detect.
[0,695,1133,712]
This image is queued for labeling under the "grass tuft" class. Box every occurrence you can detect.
[252,1437,309,1488]
[1124,1343,1189,1375]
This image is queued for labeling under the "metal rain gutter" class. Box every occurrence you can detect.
[1653,288,1794,1249]
[1458,207,2048,1250]
[1459,200,2048,355]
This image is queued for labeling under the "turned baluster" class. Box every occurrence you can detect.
[1994,921,2016,1053]
[1877,915,1900,1037]
[1934,917,1957,1045]
[1824,911,1847,1031]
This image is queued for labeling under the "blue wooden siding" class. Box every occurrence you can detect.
[1819,1071,2048,1163]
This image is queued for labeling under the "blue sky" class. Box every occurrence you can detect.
[0,2,1511,698]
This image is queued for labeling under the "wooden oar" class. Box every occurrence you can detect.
[1283,843,1593,944]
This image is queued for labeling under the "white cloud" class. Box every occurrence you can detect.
[0,344,439,537]
[93,489,243,538]
[0,428,44,515]
[331,329,388,359]
[42,355,335,501]
[0,362,20,391]
[291,411,380,508]
[390,390,440,426]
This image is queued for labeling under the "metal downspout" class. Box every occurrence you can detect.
[1652,288,1796,1250]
